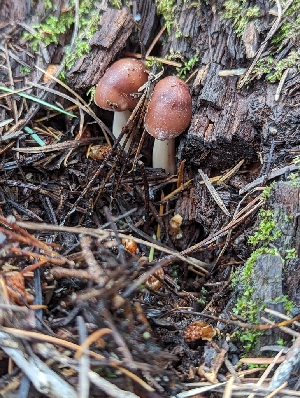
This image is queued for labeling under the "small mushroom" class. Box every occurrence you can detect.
[94,58,149,150]
[144,76,192,174]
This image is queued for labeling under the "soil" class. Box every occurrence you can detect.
[0,1,300,397]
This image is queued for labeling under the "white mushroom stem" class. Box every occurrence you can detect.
[112,110,132,152]
[152,138,176,175]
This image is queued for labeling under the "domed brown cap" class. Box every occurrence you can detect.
[94,58,148,112]
[144,76,192,140]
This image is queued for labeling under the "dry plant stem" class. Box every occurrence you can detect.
[63,107,85,166]
[104,207,126,266]
[77,315,89,398]
[50,267,95,280]
[123,52,181,67]
[15,221,208,272]
[4,44,18,124]
[9,247,66,266]
[180,197,264,256]
[265,382,288,398]
[264,307,300,328]
[237,0,292,88]
[101,308,134,364]
[80,235,107,285]
[246,350,284,398]
[223,376,234,398]
[34,68,112,145]
[177,160,185,188]
[75,328,112,359]
[113,109,132,151]
[0,332,77,398]
[0,223,72,266]
[88,371,139,398]
[161,179,194,202]
[177,310,300,331]
[224,358,240,383]
[217,159,244,185]
[198,169,230,216]
[0,326,153,392]
[145,25,166,58]
[261,316,299,338]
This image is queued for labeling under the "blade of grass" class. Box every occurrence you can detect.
[24,127,46,146]
[0,86,76,118]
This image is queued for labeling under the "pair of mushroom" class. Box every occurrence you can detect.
[94,58,192,174]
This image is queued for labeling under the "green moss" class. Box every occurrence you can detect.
[23,0,98,72]
[222,0,260,37]
[248,209,282,246]
[261,183,274,200]
[232,199,285,350]
[155,0,177,34]
[108,0,123,8]
[155,0,183,37]
[232,246,278,350]
[223,0,300,84]
[176,52,199,79]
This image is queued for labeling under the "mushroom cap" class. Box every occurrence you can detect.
[144,76,192,140]
[94,58,148,112]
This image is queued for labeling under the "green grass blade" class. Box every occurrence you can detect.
[0,86,76,118]
[24,127,46,146]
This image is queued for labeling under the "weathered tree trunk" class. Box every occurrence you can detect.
[67,8,135,91]
[245,180,300,349]
[159,2,300,171]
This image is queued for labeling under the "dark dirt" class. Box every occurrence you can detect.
[1,1,300,397]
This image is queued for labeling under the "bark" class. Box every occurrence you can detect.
[250,180,300,348]
[67,7,135,91]
[160,1,300,170]
[67,1,159,91]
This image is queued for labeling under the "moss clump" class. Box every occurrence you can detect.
[23,0,98,73]
[222,0,260,37]
[232,195,283,350]
[155,0,177,34]
[223,0,300,84]
[176,52,199,79]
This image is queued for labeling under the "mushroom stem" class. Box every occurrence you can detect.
[152,138,176,175]
[112,110,132,152]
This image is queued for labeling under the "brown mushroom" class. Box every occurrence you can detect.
[94,58,149,150]
[144,76,192,174]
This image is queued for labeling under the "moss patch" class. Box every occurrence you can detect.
[23,0,99,74]
[222,0,300,83]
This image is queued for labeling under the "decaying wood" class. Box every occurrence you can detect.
[269,180,300,254]
[137,0,159,50]
[161,3,300,171]
[67,7,135,91]
[285,258,300,308]
[252,254,283,349]
[241,180,300,348]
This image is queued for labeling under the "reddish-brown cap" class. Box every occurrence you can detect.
[94,58,148,112]
[144,76,192,140]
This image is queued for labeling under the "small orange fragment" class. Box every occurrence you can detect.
[42,64,60,83]
[4,271,34,305]
[145,268,164,291]
[184,321,216,343]
[121,237,138,254]
[169,214,183,239]
[88,144,111,160]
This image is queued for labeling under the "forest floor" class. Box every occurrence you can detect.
[0,1,300,398]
